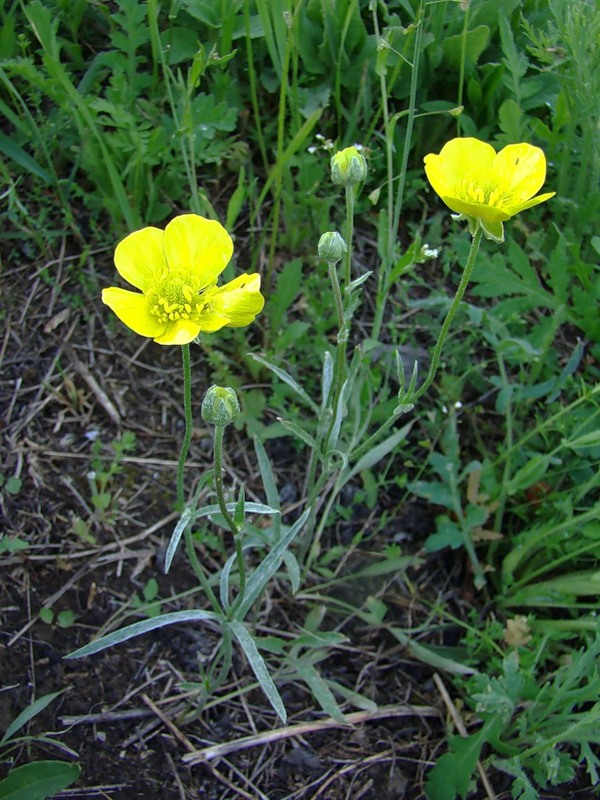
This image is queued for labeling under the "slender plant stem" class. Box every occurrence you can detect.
[176,344,222,613]
[213,424,246,607]
[184,526,222,614]
[343,185,355,287]
[177,344,194,509]
[414,227,483,400]
[324,261,348,449]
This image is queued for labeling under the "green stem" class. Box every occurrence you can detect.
[324,261,348,449]
[414,227,483,400]
[184,526,222,614]
[177,344,194,509]
[177,344,222,614]
[213,424,246,608]
[343,185,355,288]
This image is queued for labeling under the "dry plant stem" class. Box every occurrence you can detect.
[414,227,483,400]
[213,423,246,607]
[433,674,498,800]
[182,702,440,765]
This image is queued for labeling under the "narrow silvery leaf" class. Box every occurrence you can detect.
[278,418,319,451]
[321,351,334,410]
[348,421,413,480]
[220,552,238,610]
[344,270,373,295]
[196,501,279,520]
[250,354,318,412]
[282,550,300,594]
[253,437,280,511]
[164,505,194,574]
[234,484,246,529]
[229,619,287,723]
[1,691,64,746]
[294,660,346,723]
[66,610,221,659]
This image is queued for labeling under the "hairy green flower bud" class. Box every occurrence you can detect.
[330,146,367,186]
[201,385,240,427]
[318,231,347,264]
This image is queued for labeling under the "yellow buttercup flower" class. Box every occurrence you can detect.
[102,214,264,345]
[424,137,555,242]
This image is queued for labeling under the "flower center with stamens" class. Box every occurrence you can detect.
[459,178,511,209]
[146,274,216,324]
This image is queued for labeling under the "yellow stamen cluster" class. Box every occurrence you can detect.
[147,277,214,324]
[461,181,509,209]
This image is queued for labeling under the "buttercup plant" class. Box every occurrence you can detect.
[69,215,298,720]
[68,138,554,724]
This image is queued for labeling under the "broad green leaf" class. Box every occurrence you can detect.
[0,761,80,800]
[229,619,286,723]
[65,610,220,659]
[506,454,553,495]
[470,239,558,312]
[410,480,454,509]
[426,726,490,800]
[425,518,464,553]
[442,25,490,70]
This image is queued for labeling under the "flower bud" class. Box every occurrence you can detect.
[201,385,240,427]
[318,231,347,264]
[330,146,367,186]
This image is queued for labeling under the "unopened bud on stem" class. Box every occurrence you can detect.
[330,146,367,186]
[201,385,240,427]
[318,231,347,264]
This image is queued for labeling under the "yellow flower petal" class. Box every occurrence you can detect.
[492,143,547,204]
[212,274,265,327]
[164,214,233,288]
[114,227,165,291]
[440,195,511,223]
[424,138,496,199]
[102,287,165,338]
[505,191,556,217]
[153,318,201,345]
[195,310,232,333]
